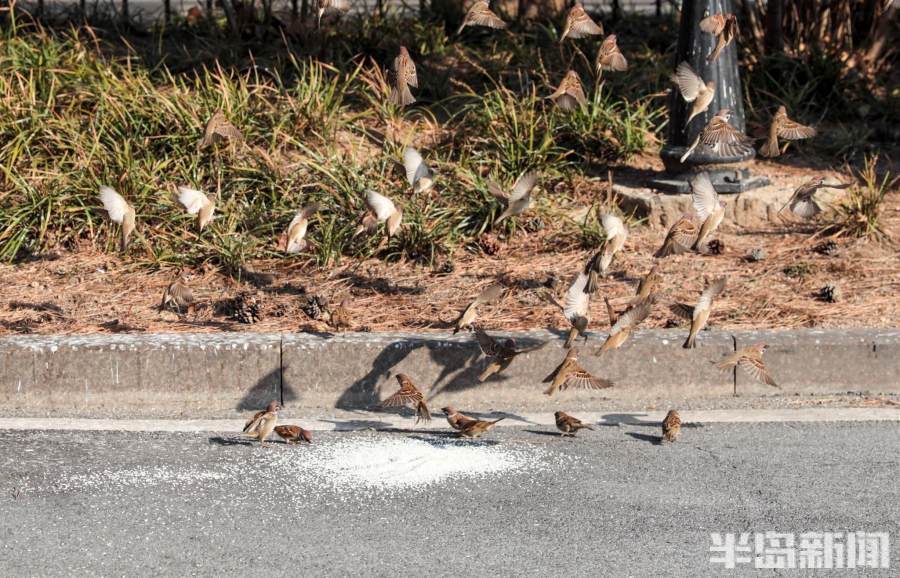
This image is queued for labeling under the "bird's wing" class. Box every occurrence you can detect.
[177,187,209,215]
[509,172,538,203]
[670,218,699,249]
[699,14,725,34]
[99,186,130,223]
[669,302,694,320]
[403,57,418,88]
[672,62,703,102]
[564,271,591,321]
[790,198,822,219]
[777,118,817,140]
[243,410,265,433]
[610,301,652,335]
[288,204,318,232]
[600,213,627,243]
[487,180,508,202]
[690,172,719,220]
[739,357,777,387]
[365,189,397,221]
[468,5,506,29]
[607,51,628,71]
[564,364,613,390]
[564,8,603,39]
[402,146,426,187]
[697,277,727,310]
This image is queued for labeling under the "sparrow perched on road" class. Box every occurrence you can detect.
[671,276,727,349]
[402,146,434,194]
[629,264,662,305]
[671,61,715,126]
[441,406,479,431]
[457,0,506,35]
[655,215,698,257]
[560,3,603,42]
[760,106,817,158]
[160,272,195,315]
[691,172,725,252]
[555,411,594,436]
[389,46,418,107]
[274,425,313,444]
[199,109,243,150]
[661,409,681,442]
[453,284,505,334]
[457,416,505,439]
[680,108,755,163]
[595,34,628,76]
[699,12,737,64]
[780,177,851,219]
[597,299,652,354]
[356,189,402,239]
[489,172,538,224]
[549,70,587,112]
[543,347,613,396]
[284,204,320,254]
[475,328,545,382]
[316,0,348,27]
[98,186,136,252]
[243,400,280,446]
[381,373,431,424]
[177,186,216,231]
[717,343,778,387]
[586,213,628,287]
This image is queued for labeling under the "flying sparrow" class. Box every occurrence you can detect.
[563,271,591,348]
[779,177,851,219]
[699,12,737,64]
[717,343,778,387]
[629,264,662,305]
[475,328,545,382]
[284,204,320,254]
[671,61,715,126]
[402,146,434,194]
[177,186,216,231]
[595,34,628,76]
[690,172,725,252]
[543,347,613,396]
[98,186,135,252]
[680,108,755,163]
[457,416,505,439]
[597,299,652,354]
[584,213,628,290]
[655,215,698,257]
[243,400,280,446]
[356,189,402,239]
[199,109,243,150]
[381,373,431,424]
[453,284,505,334]
[489,171,538,224]
[670,276,727,349]
[549,70,587,112]
[661,409,681,442]
[441,406,479,431]
[457,0,506,35]
[560,3,603,42]
[760,105,817,158]
[389,46,418,107]
[316,0,348,27]
[160,272,195,315]
[555,411,594,436]
[274,425,313,444]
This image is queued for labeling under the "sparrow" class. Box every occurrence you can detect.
[549,70,587,112]
[717,343,778,387]
[316,0,348,27]
[543,347,613,396]
[595,34,628,76]
[661,409,681,442]
[654,215,698,257]
[380,373,431,424]
[555,411,594,436]
[177,186,216,231]
[562,271,591,348]
[284,204,320,254]
[680,109,755,163]
[779,178,851,219]
[671,61,715,126]
[475,328,545,382]
[329,298,352,330]
[760,106,817,158]
[199,109,243,150]
[441,406,479,431]
[453,284,505,334]
[560,3,603,42]
[389,46,417,107]
[457,416,505,439]
[274,425,313,444]
[584,213,628,288]
[629,264,662,305]
[456,0,506,35]
[489,172,538,224]
[402,146,434,194]
[160,273,195,314]
[243,400,280,446]
[356,189,402,239]
[98,186,136,252]
[596,299,652,354]
[690,172,725,252]
[699,12,737,64]
[670,276,727,349]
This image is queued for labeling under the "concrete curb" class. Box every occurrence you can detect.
[1,329,898,416]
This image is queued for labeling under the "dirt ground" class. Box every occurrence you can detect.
[2,162,898,336]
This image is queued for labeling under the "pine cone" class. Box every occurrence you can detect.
[523,217,545,233]
[479,233,502,256]
[301,294,328,321]
[231,291,262,324]
[814,240,839,256]
[705,238,724,255]
[818,283,841,303]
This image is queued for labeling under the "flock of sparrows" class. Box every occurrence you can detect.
[94,6,847,446]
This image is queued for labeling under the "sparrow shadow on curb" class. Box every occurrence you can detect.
[626,432,664,446]
[207,436,254,447]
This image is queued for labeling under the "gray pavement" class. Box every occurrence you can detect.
[1,422,899,576]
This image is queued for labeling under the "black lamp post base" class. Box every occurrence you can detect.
[652,145,770,194]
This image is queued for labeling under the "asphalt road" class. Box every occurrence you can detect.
[1,422,899,576]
